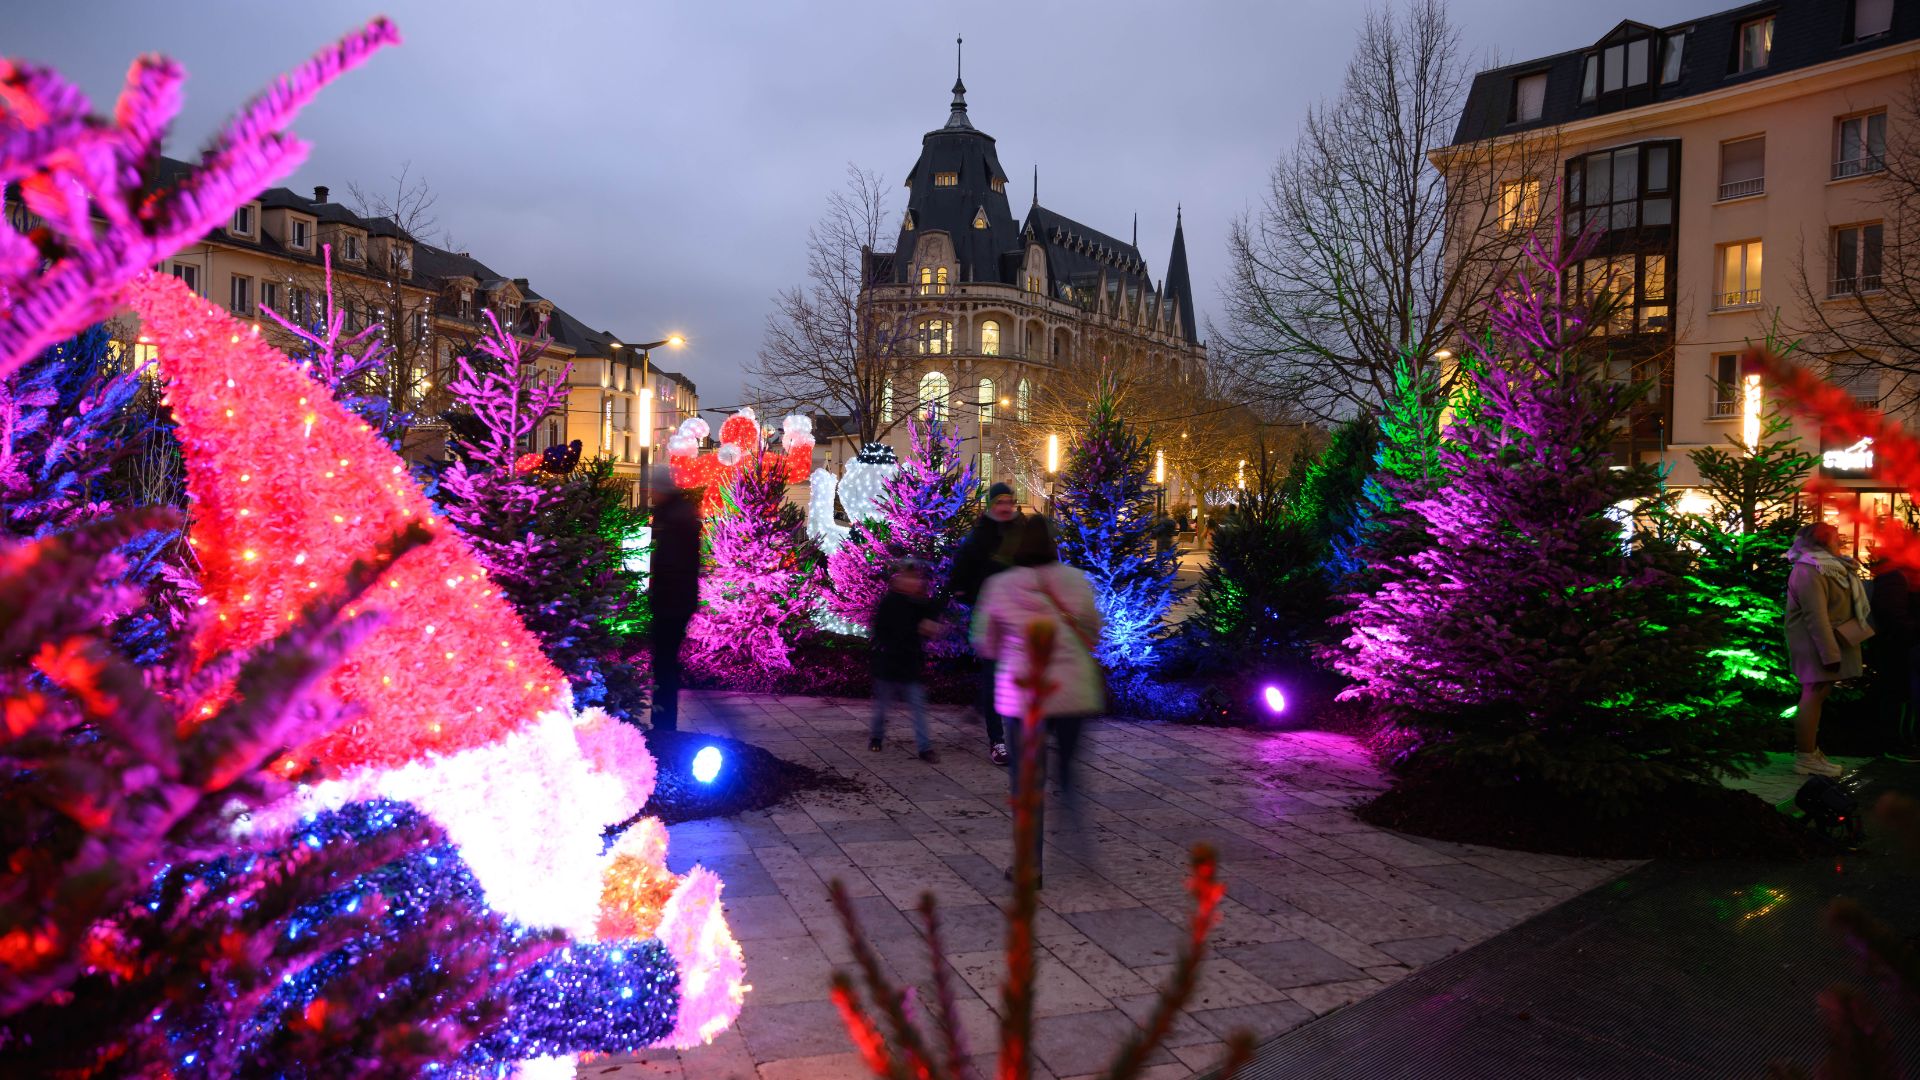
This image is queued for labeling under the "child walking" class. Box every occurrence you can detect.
[870,559,938,762]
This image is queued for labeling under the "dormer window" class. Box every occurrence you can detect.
[973,207,989,230]
[229,205,256,238]
[1508,72,1547,124]
[1736,16,1773,74]
[989,177,1005,193]
[342,233,364,262]
[393,243,413,276]
[933,172,959,187]
[1853,0,1894,42]
[1579,23,1678,104]
[903,210,916,231]
[289,218,313,252]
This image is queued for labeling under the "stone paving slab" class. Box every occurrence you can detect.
[583,692,1638,1079]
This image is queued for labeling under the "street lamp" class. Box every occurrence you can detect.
[610,334,687,503]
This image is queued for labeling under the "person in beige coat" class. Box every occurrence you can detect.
[971,515,1104,883]
[1784,522,1873,777]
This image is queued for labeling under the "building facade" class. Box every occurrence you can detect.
[861,73,1207,503]
[1444,0,1919,554]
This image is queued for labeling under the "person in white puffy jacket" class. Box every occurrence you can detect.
[970,515,1104,882]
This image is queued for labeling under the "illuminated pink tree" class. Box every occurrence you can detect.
[687,452,816,684]
[1330,230,1751,803]
[821,418,975,636]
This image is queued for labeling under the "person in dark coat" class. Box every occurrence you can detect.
[868,559,939,761]
[1869,557,1920,756]
[940,482,1021,764]
[647,465,701,731]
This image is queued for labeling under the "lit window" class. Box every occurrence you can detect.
[290,218,312,251]
[978,377,995,425]
[933,172,958,187]
[1509,73,1546,124]
[1718,136,1765,200]
[1737,16,1773,73]
[1835,111,1887,179]
[973,207,989,229]
[903,211,915,232]
[990,177,1005,193]
[1026,274,1042,293]
[919,371,950,421]
[935,267,949,294]
[917,319,952,355]
[980,320,1001,356]
[1832,223,1885,295]
[1716,240,1763,308]
[228,274,251,315]
[1853,0,1893,42]
[1017,378,1031,422]
[230,205,254,236]
[1498,178,1540,231]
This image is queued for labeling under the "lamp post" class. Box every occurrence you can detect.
[609,334,686,504]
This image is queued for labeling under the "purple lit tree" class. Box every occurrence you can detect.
[1331,231,1753,803]
[821,418,975,636]
[264,244,410,445]
[434,312,634,704]
[688,453,817,684]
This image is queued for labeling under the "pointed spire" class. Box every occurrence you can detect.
[1132,212,1138,248]
[1166,204,1197,345]
[1032,164,1039,208]
[944,35,973,130]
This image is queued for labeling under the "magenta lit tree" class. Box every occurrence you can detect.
[1330,231,1754,804]
[821,418,976,636]
[688,452,817,684]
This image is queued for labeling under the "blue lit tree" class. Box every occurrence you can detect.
[1054,380,1182,671]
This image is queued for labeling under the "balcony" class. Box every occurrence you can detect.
[1830,274,1884,297]
[1717,177,1764,201]
[1711,398,1739,418]
[1834,155,1886,180]
[1715,289,1762,309]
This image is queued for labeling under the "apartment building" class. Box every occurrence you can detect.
[1443,0,1917,553]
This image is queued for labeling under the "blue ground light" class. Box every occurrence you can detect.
[691,745,723,784]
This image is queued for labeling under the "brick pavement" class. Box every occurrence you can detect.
[581,691,1637,1080]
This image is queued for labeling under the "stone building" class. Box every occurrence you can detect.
[861,68,1207,502]
[1442,0,1919,554]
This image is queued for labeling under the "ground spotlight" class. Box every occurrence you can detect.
[1261,684,1287,715]
[692,746,723,784]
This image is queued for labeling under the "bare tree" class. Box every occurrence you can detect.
[1789,71,1920,414]
[750,165,920,445]
[1215,0,1554,422]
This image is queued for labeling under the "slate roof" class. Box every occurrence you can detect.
[1452,0,1920,147]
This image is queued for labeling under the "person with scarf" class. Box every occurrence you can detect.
[1785,522,1873,777]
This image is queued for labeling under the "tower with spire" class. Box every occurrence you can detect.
[859,48,1205,497]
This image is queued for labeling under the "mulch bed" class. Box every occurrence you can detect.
[1359,765,1829,860]
[616,728,861,827]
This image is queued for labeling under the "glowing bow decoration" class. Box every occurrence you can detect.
[667,408,814,515]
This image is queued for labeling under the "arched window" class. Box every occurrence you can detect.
[881,382,894,425]
[919,267,933,296]
[919,371,950,422]
[980,320,1001,356]
[978,377,995,426]
[1017,377,1031,422]
[917,319,952,355]
[935,267,949,294]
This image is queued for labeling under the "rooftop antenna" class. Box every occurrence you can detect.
[957,34,963,82]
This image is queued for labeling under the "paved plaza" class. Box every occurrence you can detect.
[585,692,1640,1080]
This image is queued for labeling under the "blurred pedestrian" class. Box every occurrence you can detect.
[972,514,1104,883]
[1785,522,1872,776]
[1868,555,1920,757]
[942,481,1020,765]
[647,464,700,732]
[869,559,939,762]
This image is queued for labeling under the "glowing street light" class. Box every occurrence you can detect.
[1154,449,1165,485]
[1046,432,1060,474]
[1741,372,1763,451]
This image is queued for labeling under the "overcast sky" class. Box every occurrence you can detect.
[5,0,1732,413]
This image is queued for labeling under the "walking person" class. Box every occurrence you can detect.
[972,515,1104,884]
[868,559,940,762]
[1785,522,1873,776]
[647,465,701,732]
[943,482,1021,765]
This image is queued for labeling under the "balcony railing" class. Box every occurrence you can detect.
[1716,288,1762,308]
[1830,274,1884,296]
[1717,176,1764,200]
[1711,398,1740,418]
[1834,155,1886,180]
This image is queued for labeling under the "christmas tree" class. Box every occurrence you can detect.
[687,450,817,684]
[821,418,975,635]
[1327,355,1451,584]
[1054,382,1182,671]
[265,244,411,446]
[1188,446,1316,663]
[434,311,633,705]
[1331,232,1755,804]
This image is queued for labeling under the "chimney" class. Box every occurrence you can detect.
[313,185,330,204]
[512,277,529,289]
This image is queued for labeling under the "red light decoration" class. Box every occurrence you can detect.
[127,273,567,770]
[668,407,812,516]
